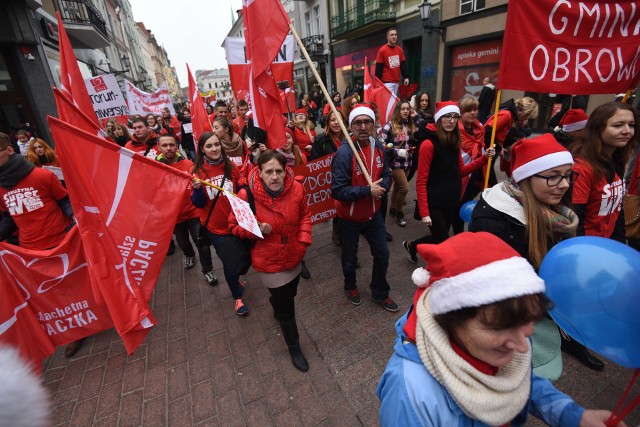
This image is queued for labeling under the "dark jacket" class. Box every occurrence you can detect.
[469,184,528,259]
[309,132,339,161]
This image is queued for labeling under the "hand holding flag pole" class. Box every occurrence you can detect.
[288,23,373,186]
[483,89,502,189]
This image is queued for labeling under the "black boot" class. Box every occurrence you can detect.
[300,261,311,280]
[560,329,604,371]
[279,318,309,372]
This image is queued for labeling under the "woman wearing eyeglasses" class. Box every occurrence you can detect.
[470,134,605,373]
[403,101,494,262]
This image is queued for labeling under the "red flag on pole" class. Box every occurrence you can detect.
[243,0,291,149]
[187,64,211,143]
[47,116,190,353]
[371,77,399,126]
[364,57,373,103]
[56,12,100,127]
[53,88,108,139]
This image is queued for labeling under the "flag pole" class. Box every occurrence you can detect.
[621,89,633,103]
[288,23,373,186]
[483,89,502,189]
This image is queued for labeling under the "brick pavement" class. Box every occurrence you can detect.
[43,183,639,426]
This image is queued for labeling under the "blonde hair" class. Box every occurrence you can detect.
[458,95,479,114]
[515,97,539,121]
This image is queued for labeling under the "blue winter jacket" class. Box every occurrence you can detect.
[377,311,585,427]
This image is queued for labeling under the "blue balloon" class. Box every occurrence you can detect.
[540,236,640,368]
[459,200,478,223]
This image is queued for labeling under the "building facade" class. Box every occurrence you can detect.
[196,69,232,103]
[0,0,181,143]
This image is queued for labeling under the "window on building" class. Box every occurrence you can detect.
[305,12,311,36]
[314,5,321,34]
[208,83,212,89]
[461,0,485,14]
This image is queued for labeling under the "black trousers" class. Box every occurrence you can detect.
[411,206,457,249]
[174,218,213,273]
[268,274,300,322]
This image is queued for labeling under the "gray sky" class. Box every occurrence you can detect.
[129,0,242,88]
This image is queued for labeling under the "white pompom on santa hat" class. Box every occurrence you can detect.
[509,134,574,184]
[559,108,589,133]
[411,232,545,315]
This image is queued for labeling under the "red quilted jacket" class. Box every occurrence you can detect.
[229,167,312,273]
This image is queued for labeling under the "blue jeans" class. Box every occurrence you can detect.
[208,233,244,300]
[338,212,390,300]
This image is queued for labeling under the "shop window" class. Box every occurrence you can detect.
[460,0,485,15]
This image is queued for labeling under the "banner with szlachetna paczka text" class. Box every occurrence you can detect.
[498,0,640,94]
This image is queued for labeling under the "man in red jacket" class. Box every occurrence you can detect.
[156,135,217,284]
[330,106,398,312]
[125,117,159,158]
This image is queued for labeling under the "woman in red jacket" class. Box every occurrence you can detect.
[230,150,312,372]
[161,107,182,142]
[191,131,249,316]
[403,101,494,263]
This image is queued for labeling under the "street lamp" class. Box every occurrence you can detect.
[419,2,446,41]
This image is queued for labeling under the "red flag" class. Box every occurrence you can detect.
[47,117,190,353]
[187,64,211,143]
[53,88,108,139]
[56,12,100,127]
[497,0,640,94]
[364,57,373,103]
[243,0,291,149]
[371,77,399,126]
[0,227,114,366]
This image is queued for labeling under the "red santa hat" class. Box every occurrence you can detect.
[559,109,588,133]
[510,134,574,183]
[284,127,295,140]
[411,232,545,316]
[434,100,460,123]
[294,108,307,116]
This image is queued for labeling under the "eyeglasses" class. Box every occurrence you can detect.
[441,114,460,122]
[533,171,579,187]
[0,146,9,152]
[352,119,374,128]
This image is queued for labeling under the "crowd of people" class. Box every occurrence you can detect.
[1,36,638,422]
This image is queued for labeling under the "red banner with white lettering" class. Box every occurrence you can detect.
[0,227,113,366]
[498,0,640,94]
[48,117,189,353]
[293,154,336,225]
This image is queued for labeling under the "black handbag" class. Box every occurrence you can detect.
[197,176,226,249]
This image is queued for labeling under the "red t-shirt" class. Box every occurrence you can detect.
[193,162,241,235]
[0,167,71,250]
[164,158,200,223]
[572,158,625,238]
[375,44,405,84]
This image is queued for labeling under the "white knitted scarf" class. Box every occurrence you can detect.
[415,289,532,426]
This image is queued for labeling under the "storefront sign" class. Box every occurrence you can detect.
[450,39,502,101]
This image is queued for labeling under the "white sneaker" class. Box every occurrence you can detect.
[184,256,195,270]
[204,271,218,285]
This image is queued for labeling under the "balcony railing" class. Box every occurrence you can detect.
[301,34,325,58]
[330,0,397,37]
[54,0,109,41]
